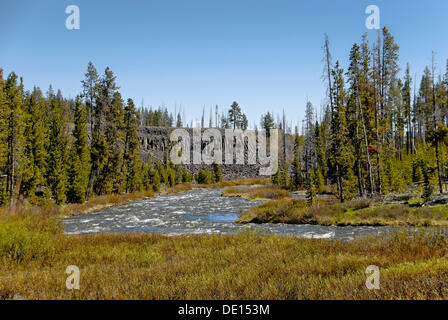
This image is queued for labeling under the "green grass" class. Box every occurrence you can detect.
[1,183,448,299]
[194,177,271,188]
[0,209,448,299]
[222,185,291,201]
[237,198,448,226]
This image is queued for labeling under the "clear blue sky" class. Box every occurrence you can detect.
[1,0,447,128]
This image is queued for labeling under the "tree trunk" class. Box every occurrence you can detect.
[358,96,375,196]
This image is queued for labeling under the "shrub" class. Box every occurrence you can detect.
[196,169,212,184]
[0,220,55,262]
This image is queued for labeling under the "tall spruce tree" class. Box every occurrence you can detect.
[67,98,91,203]
[97,91,125,194]
[122,98,143,193]
[46,88,68,204]
[20,87,49,200]
[329,61,353,202]
[2,73,25,207]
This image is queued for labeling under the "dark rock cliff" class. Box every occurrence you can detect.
[138,126,295,180]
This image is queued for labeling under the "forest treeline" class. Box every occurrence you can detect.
[0,63,227,207]
[274,27,448,203]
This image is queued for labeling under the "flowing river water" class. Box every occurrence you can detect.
[63,188,401,240]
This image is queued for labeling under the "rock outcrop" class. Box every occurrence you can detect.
[138,126,295,180]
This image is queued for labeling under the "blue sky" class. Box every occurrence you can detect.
[1,0,447,128]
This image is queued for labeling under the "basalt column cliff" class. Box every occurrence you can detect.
[138,127,295,180]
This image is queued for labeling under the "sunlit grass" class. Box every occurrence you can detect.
[195,177,271,189]
[1,180,448,299]
[0,212,447,299]
[237,198,448,226]
[222,185,291,201]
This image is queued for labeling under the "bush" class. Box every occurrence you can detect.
[150,169,161,192]
[196,169,211,184]
[0,220,55,262]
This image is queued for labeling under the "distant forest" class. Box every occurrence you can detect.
[0,26,447,206]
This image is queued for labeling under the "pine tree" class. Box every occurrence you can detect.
[314,167,325,193]
[2,73,25,207]
[67,98,91,203]
[46,89,68,204]
[150,168,161,192]
[167,167,176,187]
[261,112,275,136]
[88,67,118,195]
[0,69,7,204]
[347,43,365,197]
[196,168,211,184]
[97,91,125,194]
[329,61,353,202]
[212,163,223,183]
[81,62,99,132]
[306,169,317,205]
[291,133,302,190]
[228,101,242,129]
[303,101,316,176]
[280,161,289,189]
[20,87,49,200]
[272,167,281,186]
[403,63,413,155]
[122,98,143,193]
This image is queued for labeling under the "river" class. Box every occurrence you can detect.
[63,188,403,240]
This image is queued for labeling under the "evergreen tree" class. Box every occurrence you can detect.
[0,69,7,204]
[81,62,99,132]
[280,161,289,189]
[67,98,91,203]
[272,167,281,186]
[291,133,302,190]
[1,72,25,207]
[306,170,317,205]
[122,98,143,193]
[261,112,275,136]
[228,101,242,129]
[20,87,49,200]
[97,91,125,194]
[46,89,68,204]
[212,163,223,183]
[329,61,353,202]
[150,168,161,192]
[196,168,211,184]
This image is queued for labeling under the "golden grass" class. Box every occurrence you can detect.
[222,186,291,201]
[1,182,448,299]
[194,177,271,189]
[237,199,448,226]
[0,210,447,299]
[164,183,193,194]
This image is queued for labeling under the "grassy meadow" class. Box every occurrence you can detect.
[0,180,447,300]
[1,207,448,299]
[229,186,448,226]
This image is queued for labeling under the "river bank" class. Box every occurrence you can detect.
[229,187,448,227]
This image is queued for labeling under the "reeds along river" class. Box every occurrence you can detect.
[63,188,408,240]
